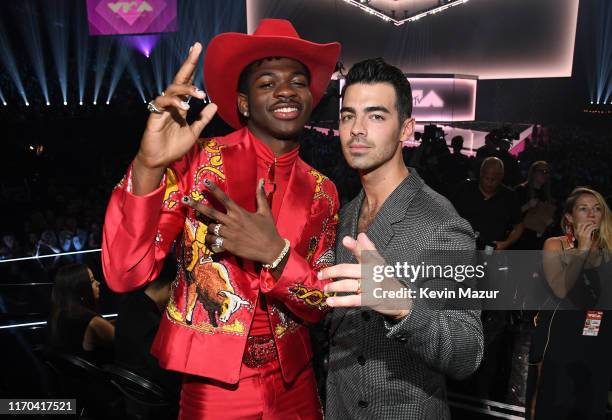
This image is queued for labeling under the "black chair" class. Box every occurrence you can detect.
[32,344,62,397]
[103,364,178,420]
[34,346,124,419]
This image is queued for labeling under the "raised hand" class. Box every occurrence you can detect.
[574,221,598,251]
[184,179,286,265]
[133,42,218,195]
[320,233,411,320]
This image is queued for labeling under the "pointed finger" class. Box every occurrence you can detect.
[343,235,363,263]
[173,42,202,85]
[203,179,239,212]
[255,178,271,214]
[356,232,385,264]
[182,196,230,225]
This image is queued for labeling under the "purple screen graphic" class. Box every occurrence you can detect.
[86,0,177,36]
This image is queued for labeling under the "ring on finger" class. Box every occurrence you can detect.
[213,223,222,236]
[147,100,163,114]
[356,279,362,295]
[211,236,225,253]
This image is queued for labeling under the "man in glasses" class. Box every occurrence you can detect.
[103,19,340,418]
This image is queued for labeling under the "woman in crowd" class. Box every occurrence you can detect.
[514,161,555,250]
[527,187,612,419]
[48,264,114,364]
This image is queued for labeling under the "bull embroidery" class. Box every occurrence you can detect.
[184,218,249,327]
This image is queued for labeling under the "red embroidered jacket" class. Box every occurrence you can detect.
[102,127,338,383]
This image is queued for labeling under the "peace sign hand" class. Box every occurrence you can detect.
[184,179,286,265]
[133,43,217,195]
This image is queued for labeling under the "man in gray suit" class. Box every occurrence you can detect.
[320,58,484,419]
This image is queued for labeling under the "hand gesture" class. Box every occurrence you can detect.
[319,233,411,320]
[133,43,217,194]
[184,179,286,265]
[574,221,598,251]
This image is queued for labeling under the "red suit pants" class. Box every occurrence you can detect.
[179,361,322,419]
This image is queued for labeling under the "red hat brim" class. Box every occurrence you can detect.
[204,32,341,129]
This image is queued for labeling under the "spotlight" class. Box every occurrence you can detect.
[46,101,50,106]
[25,102,30,106]
[93,101,97,105]
[106,100,110,105]
[79,101,83,105]
[2,102,6,106]
[63,101,67,106]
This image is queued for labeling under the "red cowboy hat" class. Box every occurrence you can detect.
[203,19,341,129]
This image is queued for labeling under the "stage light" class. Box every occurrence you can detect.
[93,101,97,105]
[79,101,83,106]
[74,0,89,109]
[64,101,67,106]
[46,101,50,106]
[44,0,69,108]
[25,102,30,106]
[2,102,6,106]
[106,100,110,105]
[0,19,28,106]
[93,37,113,108]
[126,56,148,104]
[105,41,131,107]
[18,1,51,105]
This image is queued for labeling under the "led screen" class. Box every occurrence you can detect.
[86,0,177,36]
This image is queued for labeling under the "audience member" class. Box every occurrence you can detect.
[514,161,556,250]
[527,187,612,419]
[114,260,182,398]
[453,157,523,250]
[47,264,114,364]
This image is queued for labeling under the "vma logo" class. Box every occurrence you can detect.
[413,90,444,108]
[108,1,154,25]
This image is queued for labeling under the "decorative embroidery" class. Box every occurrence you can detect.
[305,236,319,262]
[314,249,335,270]
[269,304,299,338]
[162,168,180,209]
[290,284,330,309]
[165,139,249,336]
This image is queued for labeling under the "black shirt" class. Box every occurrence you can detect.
[114,291,181,398]
[453,180,521,247]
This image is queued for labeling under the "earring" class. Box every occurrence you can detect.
[243,111,249,117]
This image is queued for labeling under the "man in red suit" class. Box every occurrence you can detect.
[102,19,341,419]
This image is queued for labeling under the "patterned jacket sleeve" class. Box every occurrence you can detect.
[259,180,339,324]
[101,149,196,293]
[384,217,484,381]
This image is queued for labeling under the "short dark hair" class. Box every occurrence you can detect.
[237,57,311,94]
[342,58,412,122]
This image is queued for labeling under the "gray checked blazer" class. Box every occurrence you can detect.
[325,170,484,419]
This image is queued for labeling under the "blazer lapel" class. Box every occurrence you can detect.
[220,128,258,212]
[365,170,424,258]
[275,158,315,249]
